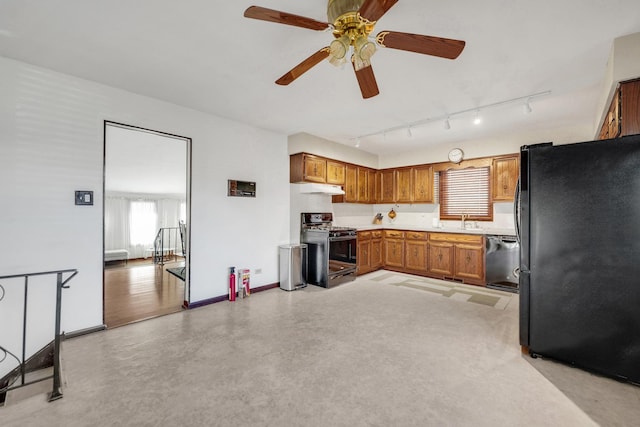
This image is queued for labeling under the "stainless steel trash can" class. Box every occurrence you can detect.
[279,244,307,291]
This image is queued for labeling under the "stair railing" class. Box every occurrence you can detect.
[153,227,180,265]
[0,269,77,405]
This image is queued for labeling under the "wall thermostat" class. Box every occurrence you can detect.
[75,190,93,205]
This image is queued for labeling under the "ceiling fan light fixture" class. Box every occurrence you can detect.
[330,34,350,60]
[355,35,376,61]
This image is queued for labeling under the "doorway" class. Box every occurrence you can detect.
[103,122,191,328]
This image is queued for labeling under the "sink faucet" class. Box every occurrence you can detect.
[461,213,468,229]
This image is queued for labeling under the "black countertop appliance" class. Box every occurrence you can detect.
[519,134,640,385]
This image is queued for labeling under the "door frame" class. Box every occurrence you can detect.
[102,120,193,322]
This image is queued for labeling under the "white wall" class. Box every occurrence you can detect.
[0,56,289,335]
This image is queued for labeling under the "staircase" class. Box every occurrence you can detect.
[0,269,77,406]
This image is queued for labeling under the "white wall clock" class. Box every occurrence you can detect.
[448,148,464,163]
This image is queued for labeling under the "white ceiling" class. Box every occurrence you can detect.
[1,1,640,156]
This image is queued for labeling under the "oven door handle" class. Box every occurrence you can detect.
[329,235,357,242]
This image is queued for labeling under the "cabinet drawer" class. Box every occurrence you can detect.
[371,230,383,239]
[405,231,428,240]
[429,233,483,244]
[358,231,371,240]
[384,230,405,239]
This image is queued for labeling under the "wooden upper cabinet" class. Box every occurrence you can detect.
[620,78,640,137]
[492,155,519,201]
[377,169,396,203]
[344,164,358,203]
[290,153,326,183]
[357,167,369,203]
[598,78,640,140]
[326,160,345,185]
[367,169,376,204]
[395,168,413,203]
[412,165,433,203]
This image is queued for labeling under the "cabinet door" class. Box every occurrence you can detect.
[384,239,405,268]
[405,240,427,271]
[621,79,640,137]
[326,160,345,185]
[303,155,326,183]
[357,167,369,203]
[367,169,376,204]
[357,239,371,275]
[377,169,395,203]
[492,156,519,201]
[395,168,413,203]
[371,238,383,270]
[454,244,485,283]
[428,241,454,276]
[344,164,358,203]
[412,165,433,203]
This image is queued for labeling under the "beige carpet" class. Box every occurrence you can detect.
[368,271,514,310]
[2,272,638,426]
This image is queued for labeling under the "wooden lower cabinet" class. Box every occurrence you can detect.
[429,233,485,285]
[357,230,383,275]
[370,231,383,270]
[383,230,405,269]
[357,229,485,285]
[454,244,485,283]
[428,241,454,277]
[405,231,428,273]
[357,231,371,275]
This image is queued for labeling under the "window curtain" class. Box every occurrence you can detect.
[105,194,185,259]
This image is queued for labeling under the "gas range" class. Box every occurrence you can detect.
[300,213,357,288]
[300,213,357,237]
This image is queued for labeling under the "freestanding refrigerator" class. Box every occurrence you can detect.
[519,134,640,385]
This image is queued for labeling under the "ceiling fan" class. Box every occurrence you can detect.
[244,0,465,99]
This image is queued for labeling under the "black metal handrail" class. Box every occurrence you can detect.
[0,269,77,404]
[153,227,181,265]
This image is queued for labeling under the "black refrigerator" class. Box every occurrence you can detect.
[519,134,640,385]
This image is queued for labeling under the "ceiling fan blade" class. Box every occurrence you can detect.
[376,31,465,59]
[276,47,331,86]
[244,6,329,31]
[358,0,399,22]
[352,62,380,99]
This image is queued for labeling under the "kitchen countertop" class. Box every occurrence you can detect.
[351,224,516,236]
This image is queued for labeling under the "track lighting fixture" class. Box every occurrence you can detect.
[473,110,482,125]
[352,90,551,142]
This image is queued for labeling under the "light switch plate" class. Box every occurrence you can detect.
[75,190,93,206]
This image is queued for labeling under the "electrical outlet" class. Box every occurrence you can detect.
[254,268,262,275]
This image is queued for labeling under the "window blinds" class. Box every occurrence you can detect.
[439,167,492,220]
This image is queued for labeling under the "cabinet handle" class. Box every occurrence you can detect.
[414,249,418,257]
[438,253,442,261]
[466,255,471,262]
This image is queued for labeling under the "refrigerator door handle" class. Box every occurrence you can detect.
[514,179,521,244]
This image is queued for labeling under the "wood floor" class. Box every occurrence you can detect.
[104,258,185,329]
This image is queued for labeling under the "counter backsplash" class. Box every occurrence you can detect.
[333,202,515,232]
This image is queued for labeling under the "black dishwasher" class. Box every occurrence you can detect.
[485,235,520,293]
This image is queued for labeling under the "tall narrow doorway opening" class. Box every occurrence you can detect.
[103,122,191,328]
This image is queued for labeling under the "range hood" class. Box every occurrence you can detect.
[294,183,345,195]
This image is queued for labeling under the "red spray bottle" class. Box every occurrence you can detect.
[229,267,236,301]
